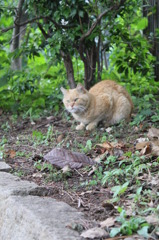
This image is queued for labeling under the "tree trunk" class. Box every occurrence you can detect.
[10,0,27,70]
[60,50,76,88]
[78,41,97,89]
[143,0,159,81]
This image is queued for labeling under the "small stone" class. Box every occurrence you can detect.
[0,162,11,172]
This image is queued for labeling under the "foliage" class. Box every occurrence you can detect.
[34,160,72,182]
[105,7,158,95]
[32,126,54,145]
[0,55,66,113]
[0,0,158,115]
[110,209,149,237]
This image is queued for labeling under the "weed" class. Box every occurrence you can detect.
[0,136,8,146]
[32,130,44,145]
[23,107,41,122]
[79,139,93,153]
[10,114,18,124]
[34,160,71,182]
[151,110,159,123]
[88,166,104,186]
[13,170,25,177]
[110,209,149,238]
[45,125,54,143]
[16,151,27,157]
[104,155,117,166]
[111,182,129,198]
[32,126,54,145]
[1,122,11,132]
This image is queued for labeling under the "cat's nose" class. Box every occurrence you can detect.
[71,103,75,108]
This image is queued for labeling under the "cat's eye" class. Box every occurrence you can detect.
[74,98,79,102]
[67,100,70,103]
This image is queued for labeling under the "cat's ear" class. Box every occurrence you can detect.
[76,83,86,93]
[60,87,68,95]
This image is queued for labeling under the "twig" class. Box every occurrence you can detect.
[74,168,83,177]
[79,7,113,42]
[62,190,75,202]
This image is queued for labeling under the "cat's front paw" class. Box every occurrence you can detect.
[86,122,97,131]
[76,123,85,130]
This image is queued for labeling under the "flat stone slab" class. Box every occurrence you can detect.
[0,161,11,172]
[0,172,38,197]
[0,172,85,240]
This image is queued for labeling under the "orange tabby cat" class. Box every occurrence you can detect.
[61,80,133,130]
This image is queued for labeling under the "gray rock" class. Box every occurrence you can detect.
[0,172,84,240]
[0,162,11,172]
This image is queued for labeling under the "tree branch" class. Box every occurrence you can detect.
[79,0,127,42]
[37,22,50,39]
[79,7,113,42]
[1,15,76,33]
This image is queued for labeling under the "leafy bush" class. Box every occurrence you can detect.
[105,9,159,96]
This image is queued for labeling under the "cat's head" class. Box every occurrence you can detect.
[61,84,90,114]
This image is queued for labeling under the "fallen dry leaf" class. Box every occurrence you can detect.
[145,214,159,225]
[44,148,95,169]
[136,141,150,150]
[105,127,112,133]
[5,149,16,158]
[136,137,149,143]
[136,139,159,156]
[97,141,112,150]
[61,165,71,173]
[46,116,54,121]
[151,140,159,156]
[100,217,115,228]
[57,134,65,143]
[96,141,124,158]
[149,176,159,186]
[97,141,124,150]
[80,227,108,239]
[88,166,97,176]
[32,172,43,178]
[140,142,152,155]
[147,127,159,140]
[148,200,154,208]
[94,151,108,163]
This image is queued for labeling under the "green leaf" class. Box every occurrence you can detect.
[136,17,148,30]
[0,75,9,87]
[79,10,84,18]
[111,182,129,197]
[110,227,121,237]
[32,98,45,108]
[137,226,149,238]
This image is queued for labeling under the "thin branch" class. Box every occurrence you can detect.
[1,25,15,33]
[79,7,113,42]
[37,22,50,39]
[79,0,127,42]
[10,26,27,44]
[1,15,76,33]
[14,15,76,29]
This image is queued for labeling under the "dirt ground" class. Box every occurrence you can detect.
[0,110,158,239]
